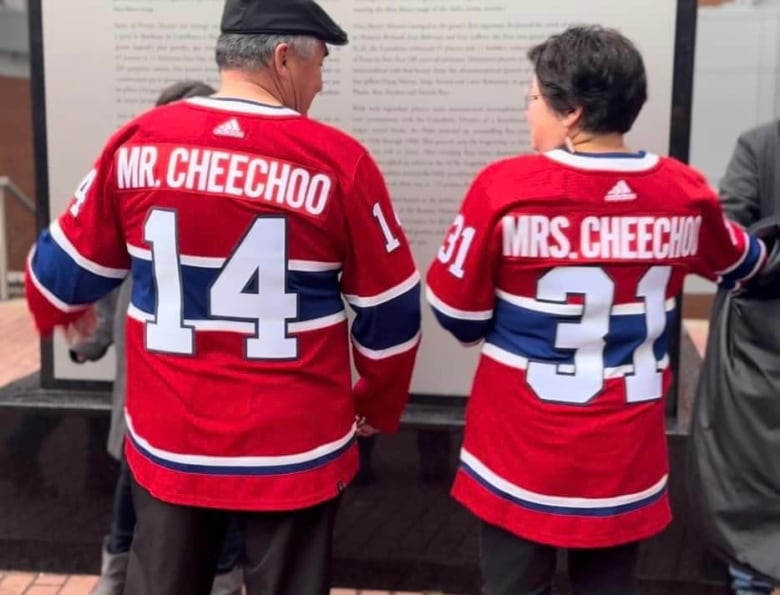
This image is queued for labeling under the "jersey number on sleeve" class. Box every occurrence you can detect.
[143,209,298,359]
[372,202,401,253]
[437,214,476,279]
[526,265,671,405]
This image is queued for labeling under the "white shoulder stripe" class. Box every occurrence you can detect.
[127,304,345,334]
[51,221,128,279]
[289,260,341,272]
[289,311,347,332]
[352,330,421,360]
[482,343,670,378]
[426,286,493,321]
[127,244,340,273]
[495,289,675,316]
[26,248,87,313]
[496,289,580,316]
[345,271,420,308]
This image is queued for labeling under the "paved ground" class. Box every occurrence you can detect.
[0,300,38,388]
[0,571,450,595]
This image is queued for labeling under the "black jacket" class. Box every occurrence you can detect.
[688,217,780,583]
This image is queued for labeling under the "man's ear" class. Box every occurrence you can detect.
[273,43,290,72]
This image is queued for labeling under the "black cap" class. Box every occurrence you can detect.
[221,0,348,46]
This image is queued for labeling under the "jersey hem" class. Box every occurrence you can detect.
[452,473,672,548]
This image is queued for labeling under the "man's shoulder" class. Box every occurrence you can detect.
[295,116,368,157]
[738,120,780,146]
[105,101,371,170]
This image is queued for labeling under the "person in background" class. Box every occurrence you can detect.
[25,0,421,593]
[426,25,766,595]
[720,120,780,227]
[69,80,245,595]
[717,121,780,595]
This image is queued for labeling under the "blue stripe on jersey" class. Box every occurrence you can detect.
[571,150,647,159]
[130,258,343,322]
[350,282,421,350]
[486,299,673,367]
[31,231,124,306]
[720,235,764,289]
[460,461,667,517]
[128,431,356,476]
[430,307,491,344]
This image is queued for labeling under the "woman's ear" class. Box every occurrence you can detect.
[561,105,583,130]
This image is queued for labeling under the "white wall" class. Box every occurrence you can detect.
[685,1,780,294]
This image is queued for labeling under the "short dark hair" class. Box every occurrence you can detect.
[527,25,647,135]
[156,80,216,106]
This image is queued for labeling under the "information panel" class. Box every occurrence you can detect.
[31,0,692,395]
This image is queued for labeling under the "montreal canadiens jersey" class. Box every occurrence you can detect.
[426,149,765,548]
[26,97,421,510]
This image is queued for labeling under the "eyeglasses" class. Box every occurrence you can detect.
[524,93,543,109]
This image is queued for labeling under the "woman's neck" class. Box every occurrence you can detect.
[568,132,632,154]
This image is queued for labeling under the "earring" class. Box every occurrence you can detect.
[564,135,575,153]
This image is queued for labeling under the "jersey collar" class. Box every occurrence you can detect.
[186,96,300,117]
[544,148,660,172]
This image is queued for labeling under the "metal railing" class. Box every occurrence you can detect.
[0,176,35,301]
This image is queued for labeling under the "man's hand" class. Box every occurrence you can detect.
[62,307,97,347]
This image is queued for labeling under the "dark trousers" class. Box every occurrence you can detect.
[125,472,340,595]
[107,458,136,554]
[108,458,242,574]
[480,521,640,595]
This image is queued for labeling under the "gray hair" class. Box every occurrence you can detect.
[215,33,318,71]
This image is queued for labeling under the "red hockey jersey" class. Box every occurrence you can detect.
[426,149,765,548]
[26,97,421,510]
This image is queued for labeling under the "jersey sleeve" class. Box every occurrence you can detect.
[340,152,421,433]
[426,168,500,343]
[693,193,766,290]
[25,133,131,336]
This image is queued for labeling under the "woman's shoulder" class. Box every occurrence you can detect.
[473,153,554,182]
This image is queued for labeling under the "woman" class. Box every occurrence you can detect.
[426,26,766,595]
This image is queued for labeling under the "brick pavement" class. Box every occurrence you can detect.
[0,299,39,388]
[0,572,451,595]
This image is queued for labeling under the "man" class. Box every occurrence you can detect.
[69,81,245,595]
[715,121,780,595]
[720,120,780,226]
[25,1,421,594]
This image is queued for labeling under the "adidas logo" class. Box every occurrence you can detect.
[213,118,245,139]
[604,179,637,201]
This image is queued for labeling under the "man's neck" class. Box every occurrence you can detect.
[215,72,287,108]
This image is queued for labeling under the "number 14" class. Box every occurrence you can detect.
[143,209,299,359]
